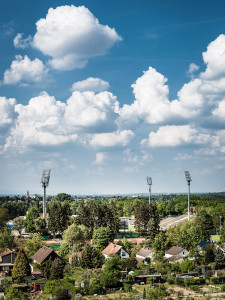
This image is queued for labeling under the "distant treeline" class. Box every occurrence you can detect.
[0,192,225,227]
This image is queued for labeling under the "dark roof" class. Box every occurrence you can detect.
[32,246,54,264]
[196,241,212,250]
[102,243,122,256]
[165,246,185,256]
[136,248,152,257]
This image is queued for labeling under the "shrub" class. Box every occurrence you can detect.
[175,277,185,286]
[190,285,200,292]
[210,277,220,284]
[167,277,175,284]
[123,283,132,292]
[184,277,196,287]
[221,284,225,292]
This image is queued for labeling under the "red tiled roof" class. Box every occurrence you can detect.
[102,243,122,256]
[165,246,184,256]
[136,248,152,257]
[135,257,144,262]
[32,246,53,264]
[0,248,13,257]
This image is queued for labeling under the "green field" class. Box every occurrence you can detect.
[211,235,220,242]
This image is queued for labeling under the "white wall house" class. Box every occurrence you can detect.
[102,243,129,259]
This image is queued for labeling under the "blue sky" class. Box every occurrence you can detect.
[1,0,225,195]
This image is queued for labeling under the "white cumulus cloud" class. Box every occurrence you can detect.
[0,97,17,135]
[201,34,225,80]
[3,55,48,85]
[90,130,134,148]
[4,92,77,151]
[142,125,210,147]
[71,77,109,92]
[32,5,122,70]
[65,91,119,132]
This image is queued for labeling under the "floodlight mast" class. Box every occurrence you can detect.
[184,171,192,221]
[41,169,51,219]
[146,176,152,206]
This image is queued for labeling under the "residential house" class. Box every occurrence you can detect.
[165,246,189,259]
[136,248,153,263]
[166,255,184,264]
[0,248,17,271]
[102,243,129,259]
[32,246,63,265]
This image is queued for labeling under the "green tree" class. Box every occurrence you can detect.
[80,244,104,269]
[121,257,137,271]
[44,280,65,300]
[220,220,225,244]
[89,277,101,295]
[34,217,47,235]
[179,259,195,273]
[54,193,72,202]
[0,208,9,229]
[49,259,64,280]
[23,207,39,233]
[0,227,15,252]
[13,217,24,235]
[117,237,133,255]
[135,203,150,236]
[93,227,113,250]
[99,269,119,288]
[25,233,43,257]
[5,286,23,300]
[48,202,71,236]
[195,211,213,231]
[104,254,121,273]
[204,245,215,265]
[214,247,225,269]
[58,242,70,257]
[12,248,31,281]
[63,223,91,247]
[147,202,160,241]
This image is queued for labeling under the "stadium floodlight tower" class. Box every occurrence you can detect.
[146,176,152,206]
[41,169,51,219]
[184,171,192,221]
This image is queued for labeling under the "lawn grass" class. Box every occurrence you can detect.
[211,235,220,242]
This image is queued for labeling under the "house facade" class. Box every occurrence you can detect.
[102,243,129,259]
[0,248,17,271]
[136,248,153,263]
[165,246,189,259]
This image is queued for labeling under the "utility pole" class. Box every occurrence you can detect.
[41,169,51,219]
[146,176,152,206]
[184,171,192,221]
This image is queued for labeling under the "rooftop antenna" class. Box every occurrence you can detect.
[184,171,192,221]
[41,169,51,219]
[146,176,152,206]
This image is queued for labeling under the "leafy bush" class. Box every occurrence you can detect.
[184,277,196,287]
[190,285,200,292]
[123,283,132,292]
[167,277,175,284]
[175,277,185,286]
[210,277,220,284]
[221,284,225,292]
